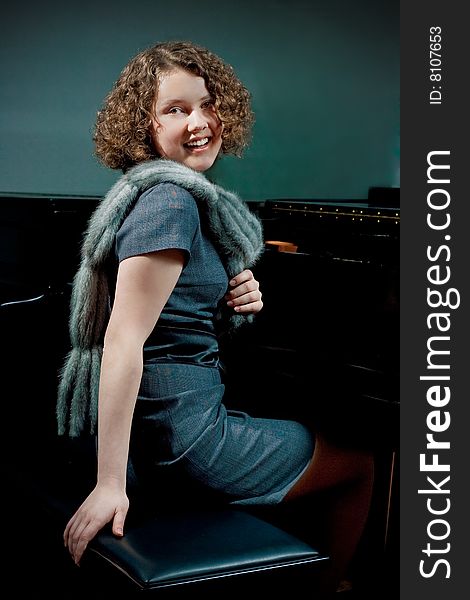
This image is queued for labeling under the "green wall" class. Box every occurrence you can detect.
[0,0,399,200]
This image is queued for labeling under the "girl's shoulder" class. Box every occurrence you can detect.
[115,183,200,262]
[137,182,198,214]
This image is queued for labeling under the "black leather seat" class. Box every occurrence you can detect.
[82,508,326,593]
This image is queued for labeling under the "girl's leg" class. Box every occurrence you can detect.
[283,434,374,595]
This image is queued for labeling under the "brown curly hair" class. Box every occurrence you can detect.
[94,41,254,171]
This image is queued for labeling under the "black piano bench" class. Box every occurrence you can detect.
[80,507,328,594]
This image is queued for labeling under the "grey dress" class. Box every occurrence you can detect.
[115,182,314,505]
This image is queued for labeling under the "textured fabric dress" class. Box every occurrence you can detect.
[115,182,314,505]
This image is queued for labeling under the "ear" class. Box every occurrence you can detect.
[149,117,164,156]
[149,115,162,135]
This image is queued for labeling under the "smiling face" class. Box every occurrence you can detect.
[151,69,223,172]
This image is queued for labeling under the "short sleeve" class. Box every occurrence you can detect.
[115,183,199,263]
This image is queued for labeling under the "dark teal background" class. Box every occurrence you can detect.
[0,0,399,200]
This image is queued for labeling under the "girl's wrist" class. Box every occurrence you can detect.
[96,474,126,490]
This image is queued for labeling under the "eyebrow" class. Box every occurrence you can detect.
[158,95,213,110]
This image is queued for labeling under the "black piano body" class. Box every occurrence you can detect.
[224,196,399,450]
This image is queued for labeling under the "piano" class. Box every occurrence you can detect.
[0,188,399,595]
[224,193,399,449]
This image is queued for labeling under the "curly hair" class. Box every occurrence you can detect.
[94,41,254,170]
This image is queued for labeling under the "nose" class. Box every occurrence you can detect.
[187,109,208,133]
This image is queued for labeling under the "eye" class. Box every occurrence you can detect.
[201,100,215,110]
[168,106,185,115]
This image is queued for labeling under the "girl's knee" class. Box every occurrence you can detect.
[317,434,374,485]
[284,436,374,501]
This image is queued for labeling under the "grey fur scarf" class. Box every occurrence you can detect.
[56,159,264,437]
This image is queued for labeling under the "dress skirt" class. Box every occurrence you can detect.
[130,361,314,505]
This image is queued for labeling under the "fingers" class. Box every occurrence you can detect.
[64,505,128,565]
[63,511,104,565]
[112,508,127,537]
[231,299,263,314]
[227,291,262,310]
[226,271,260,302]
[63,516,73,546]
[63,487,129,565]
[71,522,94,565]
[65,515,94,565]
[226,270,263,314]
[228,269,254,287]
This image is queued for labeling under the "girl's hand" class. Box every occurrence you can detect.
[225,269,263,315]
[63,484,129,565]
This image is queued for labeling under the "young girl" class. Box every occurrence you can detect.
[59,41,373,592]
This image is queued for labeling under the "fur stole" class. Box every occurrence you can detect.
[56,159,264,437]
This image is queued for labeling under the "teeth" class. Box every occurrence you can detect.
[186,137,209,147]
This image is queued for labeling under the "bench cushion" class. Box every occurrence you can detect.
[88,508,327,591]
